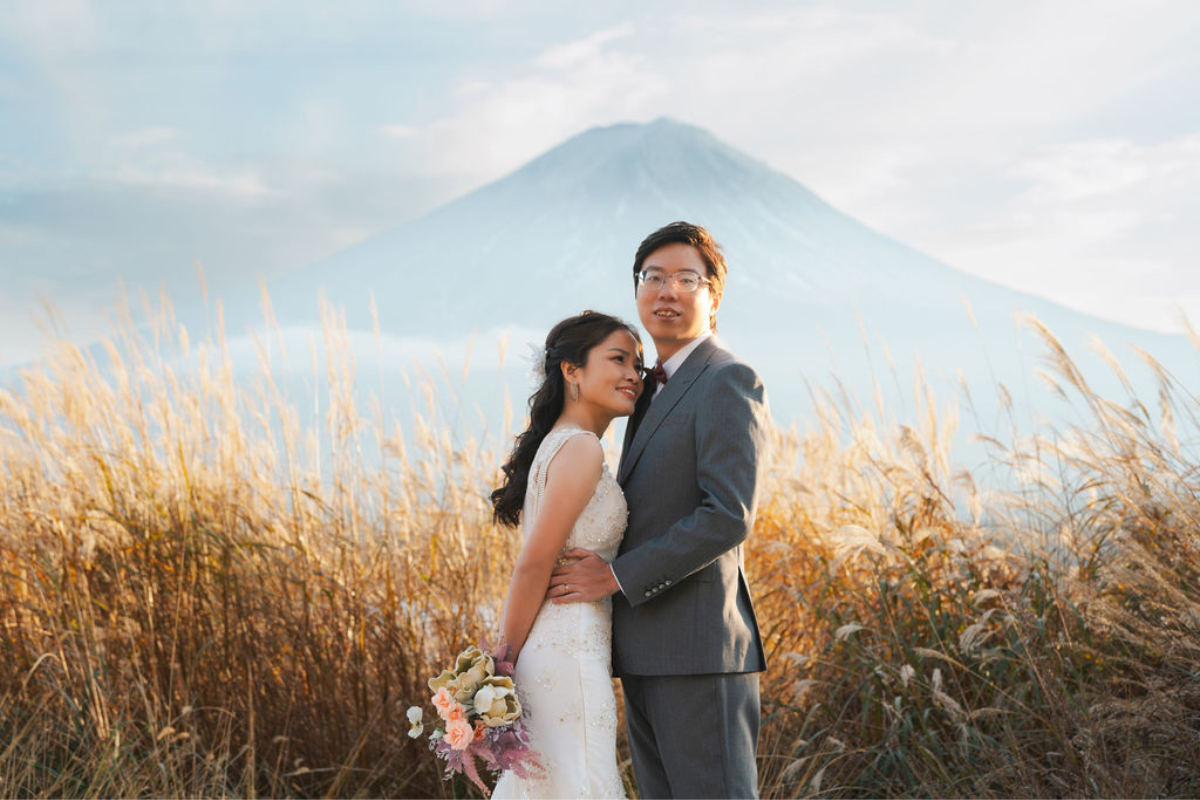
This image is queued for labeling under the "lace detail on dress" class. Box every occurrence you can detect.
[492,426,628,800]
[526,426,626,559]
[525,428,625,551]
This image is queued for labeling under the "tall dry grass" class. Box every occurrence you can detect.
[1,300,1198,798]
[753,319,1200,798]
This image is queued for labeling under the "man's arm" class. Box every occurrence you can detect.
[611,361,769,606]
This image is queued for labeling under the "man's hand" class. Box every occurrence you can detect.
[547,548,620,604]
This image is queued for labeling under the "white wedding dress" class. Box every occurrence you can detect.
[492,426,628,800]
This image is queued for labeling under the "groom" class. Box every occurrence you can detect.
[549,221,770,798]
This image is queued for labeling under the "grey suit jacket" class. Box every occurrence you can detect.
[612,336,770,676]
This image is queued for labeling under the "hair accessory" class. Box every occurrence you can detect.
[525,342,548,383]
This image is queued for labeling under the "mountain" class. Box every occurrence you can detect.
[251,118,1194,431]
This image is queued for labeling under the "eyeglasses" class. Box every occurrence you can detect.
[636,270,711,293]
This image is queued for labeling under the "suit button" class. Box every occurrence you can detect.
[665,580,672,586]
[644,591,652,598]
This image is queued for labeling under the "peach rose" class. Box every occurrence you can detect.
[444,719,473,751]
[442,701,466,724]
[432,687,456,719]
[473,721,486,742]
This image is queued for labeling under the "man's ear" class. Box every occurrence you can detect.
[709,290,722,330]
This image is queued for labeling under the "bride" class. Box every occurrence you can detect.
[489,311,644,799]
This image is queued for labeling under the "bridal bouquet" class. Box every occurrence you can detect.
[407,642,541,796]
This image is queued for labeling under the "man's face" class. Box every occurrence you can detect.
[635,242,721,359]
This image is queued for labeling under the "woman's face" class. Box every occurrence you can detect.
[574,329,644,417]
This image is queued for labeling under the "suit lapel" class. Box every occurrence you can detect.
[617,337,718,485]
[621,384,652,458]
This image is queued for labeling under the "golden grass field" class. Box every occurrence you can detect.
[1,300,1199,798]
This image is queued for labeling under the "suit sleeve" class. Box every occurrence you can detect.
[611,361,770,607]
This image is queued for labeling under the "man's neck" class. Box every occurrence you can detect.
[653,331,710,368]
[654,343,685,364]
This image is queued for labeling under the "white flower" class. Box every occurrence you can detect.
[473,685,496,717]
[406,706,424,739]
[475,676,521,727]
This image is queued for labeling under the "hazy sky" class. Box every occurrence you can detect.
[3,1,1200,363]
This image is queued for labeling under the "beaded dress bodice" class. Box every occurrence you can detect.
[523,426,626,562]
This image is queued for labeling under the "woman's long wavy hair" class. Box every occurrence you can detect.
[491,311,642,527]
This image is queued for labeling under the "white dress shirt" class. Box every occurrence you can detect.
[652,331,712,400]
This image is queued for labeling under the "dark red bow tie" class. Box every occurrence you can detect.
[647,361,668,387]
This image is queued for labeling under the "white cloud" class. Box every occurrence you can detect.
[387,7,976,199]
[534,23,634,70]
[104,167,273,198]
[645,3,1196,207]
[1012,136,1200,205]
[402,24,669,180]
[379,123,419,139]
[92,131,281,200]
[905,133,1200,332]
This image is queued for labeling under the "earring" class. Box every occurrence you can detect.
[570,382,580,402]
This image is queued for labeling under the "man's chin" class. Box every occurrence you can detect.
[647,329,698,349]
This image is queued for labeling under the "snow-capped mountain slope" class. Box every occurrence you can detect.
[255,118,1194,427]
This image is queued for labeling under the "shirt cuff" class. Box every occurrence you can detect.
[609,564,625,597]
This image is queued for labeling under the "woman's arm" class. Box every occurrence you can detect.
[498,434,603,662]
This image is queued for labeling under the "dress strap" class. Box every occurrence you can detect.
[530,427,599,516]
